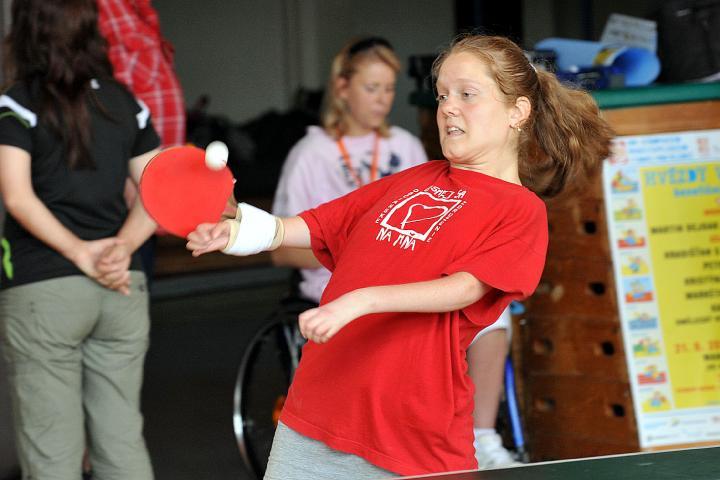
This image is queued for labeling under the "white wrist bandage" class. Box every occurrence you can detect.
[222,203,284,256]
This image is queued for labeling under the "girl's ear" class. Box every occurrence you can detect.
[510,96,531,129]
[335,76,349,101]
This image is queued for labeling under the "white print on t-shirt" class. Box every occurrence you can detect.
[426,185,467,199]
[375,187,466,249]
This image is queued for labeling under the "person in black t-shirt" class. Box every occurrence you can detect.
[0,1,160,478]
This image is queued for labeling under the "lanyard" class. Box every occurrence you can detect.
[336,132,380,187]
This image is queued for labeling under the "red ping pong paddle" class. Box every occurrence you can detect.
[139,145,234,238]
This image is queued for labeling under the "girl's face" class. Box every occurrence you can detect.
[337,60,397,136]
[435,52,518,171]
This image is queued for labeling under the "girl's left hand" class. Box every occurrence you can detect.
[298,290,368,343]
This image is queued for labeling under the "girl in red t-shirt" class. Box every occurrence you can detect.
[187,34,614,478]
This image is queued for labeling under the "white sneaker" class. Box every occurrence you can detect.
[474,432,522,470]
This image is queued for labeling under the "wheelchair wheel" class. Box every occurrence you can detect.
[233,315,294,478]
[233,299,312,479]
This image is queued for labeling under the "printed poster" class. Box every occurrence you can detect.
[604,130,720,448]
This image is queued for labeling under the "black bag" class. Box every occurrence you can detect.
[656,0,720,82]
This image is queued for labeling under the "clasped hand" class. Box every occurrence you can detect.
[73,238,132,295]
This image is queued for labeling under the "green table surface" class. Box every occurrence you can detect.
[399,446,720,480]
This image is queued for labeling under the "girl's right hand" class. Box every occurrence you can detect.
[186,221,231,256]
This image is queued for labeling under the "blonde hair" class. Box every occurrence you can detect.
[321,37,401,139]
[432,34,614,198]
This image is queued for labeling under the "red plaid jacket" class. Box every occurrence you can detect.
[98,0,186,148]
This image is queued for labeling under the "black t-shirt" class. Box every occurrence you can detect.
[0,78,160,288]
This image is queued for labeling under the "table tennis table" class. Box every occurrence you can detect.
[399,446,720,479]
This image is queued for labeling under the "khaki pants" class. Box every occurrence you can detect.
[0,273,153,480]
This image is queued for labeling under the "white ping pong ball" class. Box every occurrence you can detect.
[205,141,229,171]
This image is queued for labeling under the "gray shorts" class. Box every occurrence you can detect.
[264,422,397,480]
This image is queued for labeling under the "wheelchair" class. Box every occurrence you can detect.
[232,291,527,479]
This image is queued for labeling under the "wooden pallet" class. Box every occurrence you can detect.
[517,97,720,461]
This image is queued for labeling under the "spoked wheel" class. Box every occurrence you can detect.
[233,298,313,479]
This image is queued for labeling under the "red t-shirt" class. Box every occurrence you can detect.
[282,160,548,476]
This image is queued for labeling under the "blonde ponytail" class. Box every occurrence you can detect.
[522,69,614,197]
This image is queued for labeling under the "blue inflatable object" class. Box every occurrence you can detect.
[535,37,660,87]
